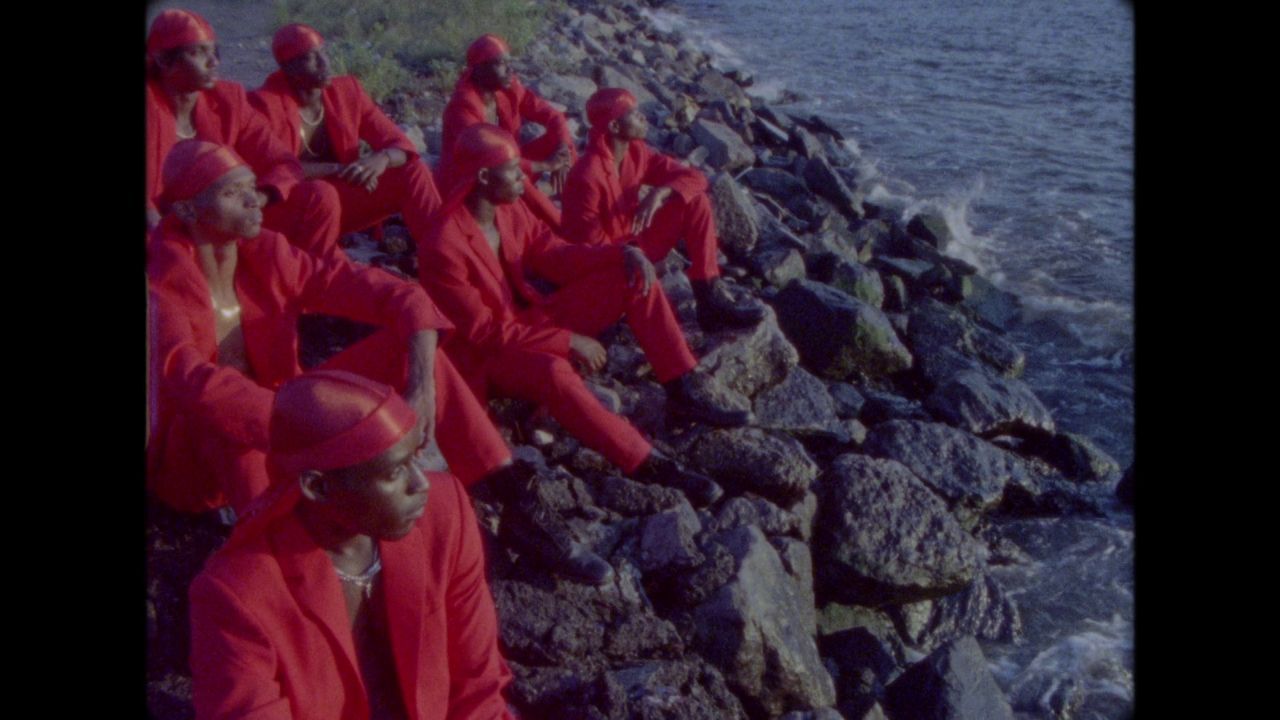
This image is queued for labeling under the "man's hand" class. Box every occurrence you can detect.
[403,330,439,450]
[622,245,655,296]
[569,333,608,374]
[338,151,392,193]
[534,143,573,195]
[632,185,673,234]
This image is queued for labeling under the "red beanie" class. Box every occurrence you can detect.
[272,23,325,66]
[586,87,638,130]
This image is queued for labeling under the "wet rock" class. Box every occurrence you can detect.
[881,274,910,312]
[892,576,1022,658]
[907,298,1026,385]
[906,211,954,250]
[691,119,756,173]
[692,526,837,717]
[924,369,1056,436]
[756,203,808,251]
[750,243,807,287]
[771,280,913,380]
[1116,462,1135,507]
[827,382,866,419]
[883,636,1014,720]
[741,167,810,203]
[823,257,884,309]
[814,454,985,606]
[756,104,797,134]
[872,255,934,287]
[855,388,930,425]
[790,124,827,159]
[532,73,599,112]
[693,67,752,108]
[709,172,760,259]
[700,308,800,398]
[961,275,1022,331]
[863,420,1030,527]
[802,155,865,218]
[638,499,705,572]
[820,627,900,720]
[689,427,819,506]
[753,366,847,441]
[1020,431,1122,485]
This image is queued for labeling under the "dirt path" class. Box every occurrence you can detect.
[146,0,279,87]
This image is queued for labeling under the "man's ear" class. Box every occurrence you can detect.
[607,118,622,136]
[476,167,491,188]
[298,469,329,502]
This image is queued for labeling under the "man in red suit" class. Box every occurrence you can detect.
[145,9,341,258]
[147,140,511,516]
[562,88,765,332]
[190,369,515,720]
[420,124,750,510]
[249,24,443,262]
[438,34,571,231]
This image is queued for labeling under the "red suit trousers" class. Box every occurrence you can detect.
[261,179,343,262]
[326,160,442,247]
[636,192,721,281]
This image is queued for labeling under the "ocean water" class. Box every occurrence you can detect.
[651,1,1135,717]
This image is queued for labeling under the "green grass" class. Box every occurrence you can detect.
[275,0,545,100]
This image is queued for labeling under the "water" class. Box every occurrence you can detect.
[652,1,1135,716]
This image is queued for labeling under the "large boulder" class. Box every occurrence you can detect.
[907,298,1026,385]
[531,73,598,114]
[883,636,1014,720]
[750,243,807,287]
[691,526,837,717]
[863,420,1030,527]
[741,167,810,203]
[712,492,815,542]
[700,307,800,398]
[709,172,760,258]
[638,499,705,573]
[752,366,847,442]
[771,279,913,381]
[689,427,819,506]
[906,210,954,250]
[1020,431,1123,485]
[924,369,1056,436]
[888,573,1023,653]
[802,155,864,218]
[691,119,756,173]
[814,454,986,605]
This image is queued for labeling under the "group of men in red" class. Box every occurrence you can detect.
[147,9,765,718]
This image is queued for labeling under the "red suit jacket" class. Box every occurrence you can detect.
[189,472,514,720]
[418,200,624,372]
[561,137,708,246]
[248,72,419,164]
[439,76,575,184]
[147,220,446,512]
[146,79,304,216]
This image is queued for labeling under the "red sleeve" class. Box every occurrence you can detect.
[444,476,516,720]
[522,206,627,287]
[560,158,616,246]
[350,78,417,156]
[149,289,275,451]
[246,88,298,155]
[189,572,293,720]
[639,144,708,202]
[515,84,573,153]
[419,222,573,358]
[229,86,305,202]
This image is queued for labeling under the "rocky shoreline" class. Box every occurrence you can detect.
[146,1,1134,718]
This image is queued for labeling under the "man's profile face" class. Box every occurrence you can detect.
[283,48,331,91]
[615,108,648,142]
[472,54,513,92]
[189,166,264,240]
[323,428,431,541]
[481,157,525,204]
[161,41,220,92]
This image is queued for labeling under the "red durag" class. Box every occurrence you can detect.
[157,140,247,212]
[466,34,510,67]
[272,23,324,66]
[228,370,418,547]
[439,123,520,215]
[147,9,216,57]
[584,87,639,162]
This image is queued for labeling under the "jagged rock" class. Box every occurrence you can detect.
[752,115,790,146]
[820,627,900,720]
[820,134,858,167]
[693,67,752,108]
[691,526,837,717]
[889,573,1022,654]
[741,167,810,203]
[907,298,1026,385]
[593,474,686,517]
[860,388,932,424]
[601,659,749,719]
[751,243,807,287]
[802,155,864,218]
[884,636,1014,720]
[881,274,909,312]
[846,219,890,261]
[961,274,1022,331]
[925,369,1056,436]
[638,499,705,572]
[691,119,756,172]
[595,64,662,111]
[814,454,986,606]
[700,307,800,398]
[823,257,884,309]
[827,382,866,419]
[756,104,797,134]
[772,536,818,635]
[872,255,934,286]
[709,172,760,258]
[713,493,811,541]
[756,202,808,251]
[753,366,847,441]
[863,420,1030,527]
[532,73,599,113]
[689,427,818,506]
[906,211,954,250]
[771,280,913,381]
[1020,431,1122,485]
[1116,462,1134,506]
[790,124,826,159]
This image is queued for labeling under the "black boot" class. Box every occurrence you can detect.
[484,462,615,586]
[664,372,753,427]
[692,277,766,332]
[633,448,724,507]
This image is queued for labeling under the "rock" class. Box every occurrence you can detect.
[638,499,705,572]
[803,155,865,218]
[924,369,1056,436]
[593,474,686,517]
[814,454,986,606]
[532,73,599,113]
[741,167,810,203]
[689,427,819,506]
[771,279,913,380]
[825,258,884,309]
[820,627,900,720]
[691,119,756,172]
[780,710,844,720]
[753,366,847,441]
[755,104,797,134]
[906,211,954,250]
[846,219,891,261]
[751,243,807,287]
[881,274,909,312]
[713,493,811,541]
[692,526,837,717]
[790,124,826,159]
[594,64,662,111]
[1020,431,1122,485]
[700,307,800,398]
[1116,462,1135,506]
[889,573,1022,653]
[600,659,749,719]
[772,535,818,634]
[708,172,760,258]
[883,636,1014,720]
[872,255,934,286]
[859,388,932,424]
[961,274,1022,331]
[752,115,791,146]
[827,382,866,419]
[756,202,809,251]
[693,67,751,108]
[863,420,1031,527]
[907,298,1026,385]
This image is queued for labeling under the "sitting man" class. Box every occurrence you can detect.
[147,139,511,516]
[190,369,514,720]
[146,9,340,257]
[562,88,765,332]
[250,24,442,262]
[419,123,749,509]
[438,34,572,231]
